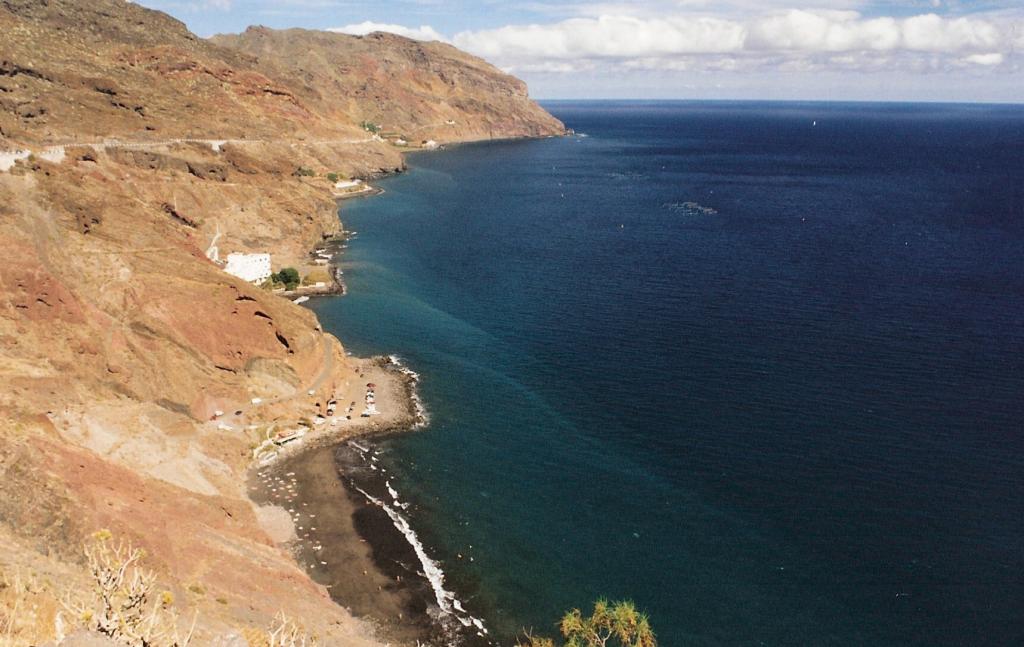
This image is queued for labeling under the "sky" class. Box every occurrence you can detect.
[136,1,1024,102]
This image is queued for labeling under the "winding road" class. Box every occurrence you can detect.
[1,134,384,172]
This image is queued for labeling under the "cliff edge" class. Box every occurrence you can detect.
[211,27,565,144]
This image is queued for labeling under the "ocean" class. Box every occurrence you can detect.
[309,101,1024,646]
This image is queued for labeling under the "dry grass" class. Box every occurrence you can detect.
[301,270,331,286]
[241,612,318,647]
[0,568,60,647]
[0,532,319,647]
[62,530,196,647]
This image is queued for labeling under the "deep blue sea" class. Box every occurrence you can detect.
[310,102,1024,646]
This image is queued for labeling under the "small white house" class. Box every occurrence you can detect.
[224,253,272,284]
[334,179,363,190]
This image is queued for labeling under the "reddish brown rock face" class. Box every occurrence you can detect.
[0,0,562,642]
[5,266,86,324]
[210,28,566,143]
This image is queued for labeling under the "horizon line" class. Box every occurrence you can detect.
[534,97,1024,106]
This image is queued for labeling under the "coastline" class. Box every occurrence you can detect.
[244,136,569,645]
[335,185,386,201]
[280,232,355,300]
[280,179,389,301]
[0,5,572,641]
[246,355,490,646]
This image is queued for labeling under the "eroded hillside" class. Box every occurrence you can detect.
[0,0,563,643]
[211,27,565,144]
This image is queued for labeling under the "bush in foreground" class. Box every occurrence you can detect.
[62,530,195,646]
[0,530,319,646]
[521,599,656,647]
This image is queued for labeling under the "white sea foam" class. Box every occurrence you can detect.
[386,479,410,510]
[352,483,489,641]
[343,366,482,641]
[664,201,718,216]
[387,354,430,428]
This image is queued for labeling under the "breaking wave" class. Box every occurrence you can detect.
[387,354,430,428]
[347,440,489,644]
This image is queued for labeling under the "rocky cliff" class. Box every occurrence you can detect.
[0,0,563,644]
[210,27,565,144]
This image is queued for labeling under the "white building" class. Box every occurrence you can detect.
[0,150,31,172]
[224,253,272,284]
[1,146,66,173]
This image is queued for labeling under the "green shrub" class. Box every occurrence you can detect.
[271,267,300,290]
[520,599,656,647]
[294,167,315,177]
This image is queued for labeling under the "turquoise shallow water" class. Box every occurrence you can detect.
[310,102,1024,646]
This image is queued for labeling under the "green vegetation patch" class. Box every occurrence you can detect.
[520,599,657,647]
[271,267,300,290]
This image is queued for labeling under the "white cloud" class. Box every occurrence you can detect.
[456,15,744,59]
[745,11,903,51]
[449,9,1023,75]
[504,60,594,74]
[900,14,1001,51]
[329,21,447,42]
[311,4,1021,100]
[962,52,1005,66]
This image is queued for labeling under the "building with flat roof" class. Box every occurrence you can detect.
[224,253,271,284]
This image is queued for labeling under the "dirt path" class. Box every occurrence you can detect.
[1,136,383,173]
[229,334,336,421]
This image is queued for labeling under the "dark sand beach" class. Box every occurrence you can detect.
[250,445,437,645]
[247,358,488,646]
